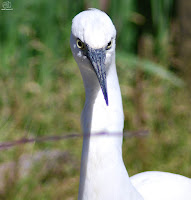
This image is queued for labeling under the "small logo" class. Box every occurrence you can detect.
[1,1,13,11]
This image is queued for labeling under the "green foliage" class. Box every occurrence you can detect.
[0,0,84,83]
[150,0,174,62]
[117,51,184,87]
[110,0,138,52]
[0,0,191,199]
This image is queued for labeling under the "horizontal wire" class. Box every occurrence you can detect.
[0,130,149,151]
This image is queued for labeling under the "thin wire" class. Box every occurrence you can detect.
[0,130,149,151]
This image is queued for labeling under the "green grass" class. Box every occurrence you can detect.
[0,0,191,199]
[0,56,191,199]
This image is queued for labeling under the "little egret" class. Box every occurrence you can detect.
[70,8,191,200]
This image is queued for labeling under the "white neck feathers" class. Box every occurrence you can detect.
[78,54,143,200]
[80,54,124,135]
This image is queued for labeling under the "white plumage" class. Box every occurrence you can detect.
[70,8,191,200]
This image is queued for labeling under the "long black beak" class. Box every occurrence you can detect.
[87,47,108,106]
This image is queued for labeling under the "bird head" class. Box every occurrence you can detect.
[70,9,116,106]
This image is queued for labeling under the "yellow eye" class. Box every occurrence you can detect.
[76,39,85,49]
[106,40,112,50]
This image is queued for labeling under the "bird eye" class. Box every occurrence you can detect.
[106,40,112,50]
[76,39,85,49]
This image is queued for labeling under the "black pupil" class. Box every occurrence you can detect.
[107,41,111,48]
[78,41,82,47]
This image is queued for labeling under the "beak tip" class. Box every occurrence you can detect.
[101,85,108,106]
[105,97,109,106]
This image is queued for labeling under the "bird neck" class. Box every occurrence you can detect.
[80,55,124,136]
[78,55,143,200]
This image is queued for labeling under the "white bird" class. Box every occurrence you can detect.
[70,8,191,200]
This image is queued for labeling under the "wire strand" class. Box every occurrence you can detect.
[0,130,149,151]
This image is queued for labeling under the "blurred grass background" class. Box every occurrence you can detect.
[0,0,191,199]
